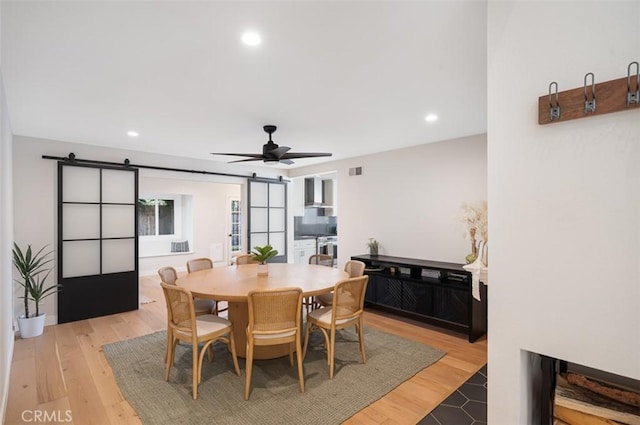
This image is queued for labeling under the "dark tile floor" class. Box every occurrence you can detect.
[418,364,487,425]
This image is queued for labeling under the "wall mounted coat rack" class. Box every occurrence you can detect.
[538,61,639,125]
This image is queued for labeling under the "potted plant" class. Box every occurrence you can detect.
[251,244,278,276]
[367,238,379,256]
[13,243,59,338]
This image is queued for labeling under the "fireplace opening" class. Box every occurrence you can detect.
[527,351,640,425]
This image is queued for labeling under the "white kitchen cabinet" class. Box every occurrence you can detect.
[293,239,317,264]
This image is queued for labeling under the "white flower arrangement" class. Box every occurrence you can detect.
[456,201,488,263]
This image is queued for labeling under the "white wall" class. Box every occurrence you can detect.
[0,0,15,417]
[488,2,640,423]
[12,135,284,323]
[0,73,14,424]
[290,134,487,267]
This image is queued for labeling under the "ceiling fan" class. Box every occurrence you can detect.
[211,125,332,165]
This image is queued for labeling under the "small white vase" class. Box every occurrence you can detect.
[18,313,46,338]
[257,263,268,276]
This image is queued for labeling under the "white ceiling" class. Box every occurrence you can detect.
[1,1,487,169]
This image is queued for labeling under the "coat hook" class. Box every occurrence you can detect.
[548,82,560,120]
[627,61,639,106]
[583,73,596,113]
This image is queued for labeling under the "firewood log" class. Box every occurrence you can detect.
[567,373,640,408]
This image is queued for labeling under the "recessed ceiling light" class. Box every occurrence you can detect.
[241,31,262,47]
[425,114,438,123]
[127,131,139,137]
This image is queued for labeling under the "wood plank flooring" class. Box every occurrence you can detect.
[5,275,486,425]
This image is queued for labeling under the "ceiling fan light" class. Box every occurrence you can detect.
[425,114,438,123]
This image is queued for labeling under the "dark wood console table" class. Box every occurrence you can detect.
[352,254,487,342]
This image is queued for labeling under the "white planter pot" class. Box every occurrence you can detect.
[18,313,46,338]
[257,263,268,276]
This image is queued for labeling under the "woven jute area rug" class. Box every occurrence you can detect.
[103,326,445,425]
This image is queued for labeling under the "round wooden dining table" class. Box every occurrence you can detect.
[176,263,348,359]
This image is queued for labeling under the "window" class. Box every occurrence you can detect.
[137,194,192,258]
[231,199,241,252]
[138,198,175,236]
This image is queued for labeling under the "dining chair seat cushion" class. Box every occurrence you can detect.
[307,307,358,326]
[252,329,297,339]
[175,315,232,339]
[193,298,216,314]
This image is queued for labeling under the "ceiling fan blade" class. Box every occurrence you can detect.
[210,153,264,158]
[281,152,333,159]
[228,157,264,163]
[266,145,291,159]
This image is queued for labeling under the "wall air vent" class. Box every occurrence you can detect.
[348,166,363,176]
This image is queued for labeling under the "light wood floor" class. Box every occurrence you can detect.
[4,275,487,425]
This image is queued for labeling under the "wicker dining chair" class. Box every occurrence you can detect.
[186,257,213,273]
[316,260,366,307]
[157,266,219,362]
[308,254,334,267]
[245,287,304,400]
[184,258,228,315]
[303,254,335,315]
[302,275,369,379]
[160,282,240,399]
[235,254,258,266]
[158,266,217,315]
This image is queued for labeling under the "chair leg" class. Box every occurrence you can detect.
[244,340,254,400]
[165,337,177,381]
[302,322,312,360]
[357,318,366,364]
[329,328,336,380]
[165,327,172,363]
[207,344,214,362]
[198,340,215,384]
[295,334,305,393]
[192,341,199,399]
[317,328,330,365]
[228,331,241,376]
[288,342,294,367]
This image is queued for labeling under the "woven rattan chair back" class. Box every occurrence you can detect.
[344,260,366,278]
[186,257,213,273]
[158,266,178,285]
[161,283,196,332]
[248,287,302,334]
[235,254,258,265]
[332,275,369,321]
[309,254,333,267]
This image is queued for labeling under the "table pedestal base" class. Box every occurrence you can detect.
[228,301,291,359]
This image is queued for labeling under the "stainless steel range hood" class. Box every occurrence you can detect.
[304,177,334,207]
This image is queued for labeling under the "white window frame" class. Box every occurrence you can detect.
[138,194,183,241]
